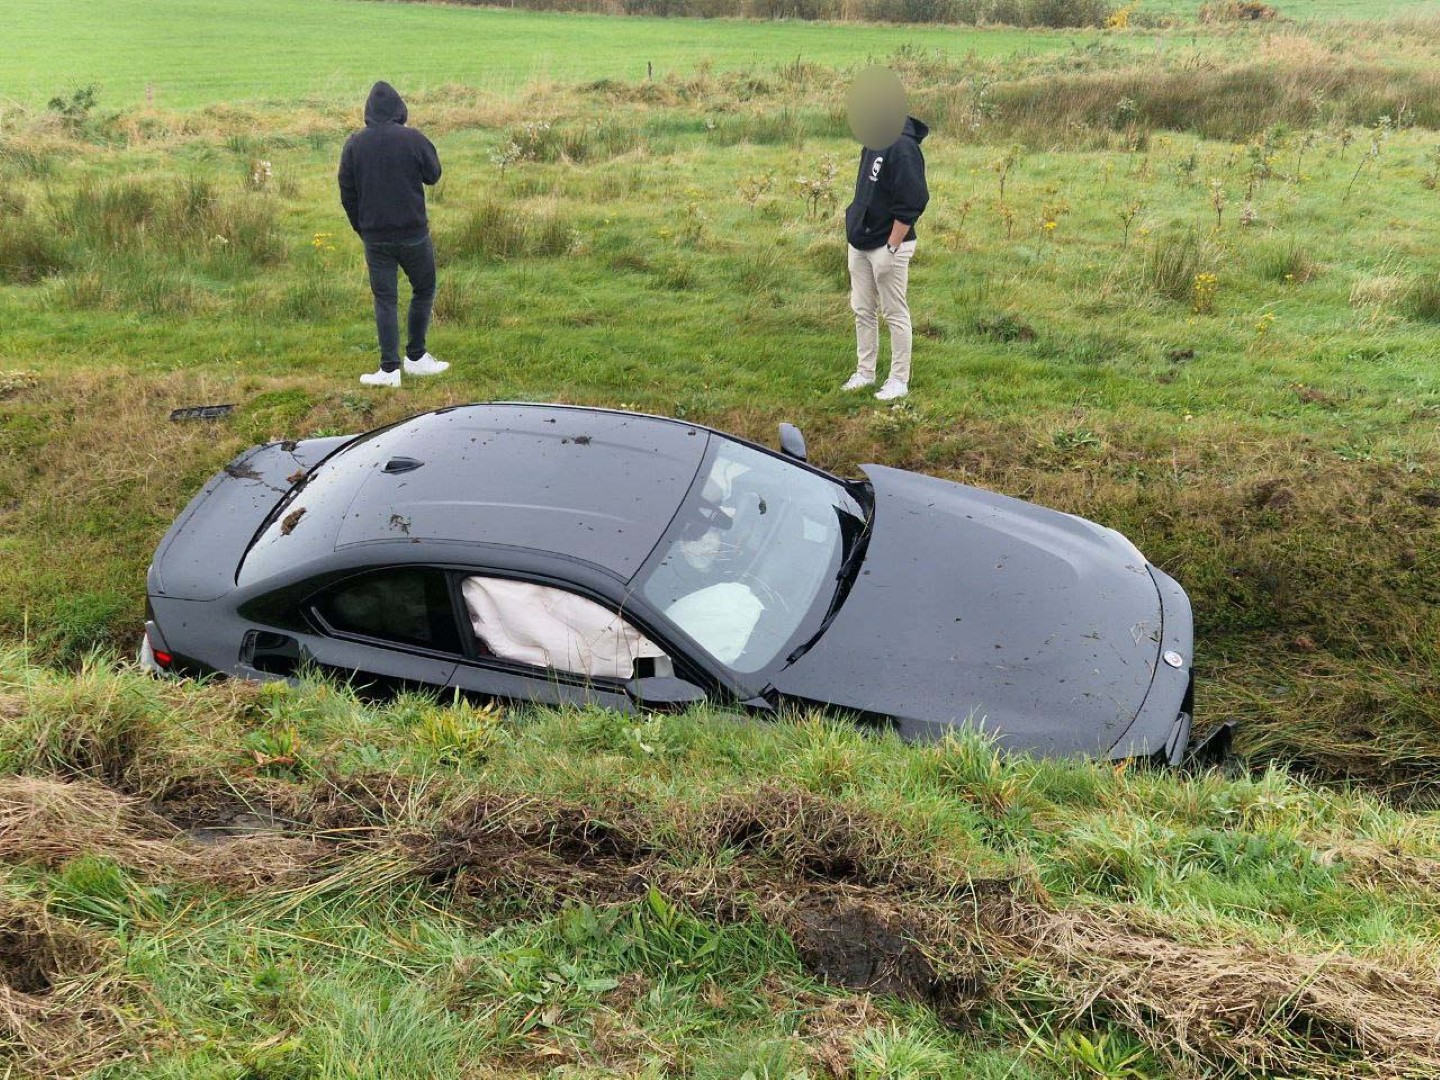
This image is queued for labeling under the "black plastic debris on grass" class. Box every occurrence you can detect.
[169,404,235,422]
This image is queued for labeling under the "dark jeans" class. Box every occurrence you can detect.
[363,234,436,372]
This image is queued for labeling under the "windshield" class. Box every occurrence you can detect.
[636,439,869,674]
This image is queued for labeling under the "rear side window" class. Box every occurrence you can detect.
[314,569,462,654]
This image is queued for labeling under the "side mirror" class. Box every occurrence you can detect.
[778,423,807,462]
[625,675,707,711]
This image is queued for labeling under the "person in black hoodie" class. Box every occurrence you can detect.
[843,105,930,402]
[339,81,448,387]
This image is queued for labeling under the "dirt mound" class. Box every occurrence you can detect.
[692,785,979,895]
[398,788,996,1015]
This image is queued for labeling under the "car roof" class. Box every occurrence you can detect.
[295,403,710,579]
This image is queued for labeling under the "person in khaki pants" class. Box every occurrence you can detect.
[842,71,930,401]
[848,236,917,400]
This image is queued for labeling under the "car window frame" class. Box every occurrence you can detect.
[632,433,870,685]
[444,567,710,693]
[305,565,471,662]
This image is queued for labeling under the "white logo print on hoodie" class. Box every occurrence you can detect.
[869,156,884,182]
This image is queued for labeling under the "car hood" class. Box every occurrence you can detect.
[767,465,1166,758]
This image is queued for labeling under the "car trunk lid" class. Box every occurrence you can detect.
[148,437,348,601]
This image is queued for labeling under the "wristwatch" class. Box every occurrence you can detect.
[885,242,900,254]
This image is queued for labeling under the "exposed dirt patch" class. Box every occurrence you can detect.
[397,787,999,1017]
[391,784,1440,1077]
[0,898,135,1079]
[691,786,982,896]
[788,892,980,1011]
[148,774,297,842]
[294,771,444,833]
[1248,477,1295,511]
[413,792,652,902]
[0,906,99,997]
[7,770,1439,1077]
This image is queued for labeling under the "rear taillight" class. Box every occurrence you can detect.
[145,627,173,668]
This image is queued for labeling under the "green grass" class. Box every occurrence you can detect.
[4,5,1440,1076]
[4,0,1092,108]
[3,651,1440,1077]
[5,33,1440,787]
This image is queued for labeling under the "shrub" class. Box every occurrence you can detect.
[46,85,100,134]
[1200,0,1278,20]
[1404,277,1440,323]
[1258,240,1321,284]
[51,178,284,265]
[0,139,55,178]
[441,201,574,261]
[493,119,642,167]
[1142,228,1205,303]
[0,220,69,283]
[1020,0,1113,27]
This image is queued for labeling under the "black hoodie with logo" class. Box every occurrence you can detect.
[338,82,443,242]
[845,116,930,250]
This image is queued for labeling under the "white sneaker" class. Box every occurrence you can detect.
[875,379,909,402]
[842,372,875,391]
[359,368,401,388]
[403,353,449,376]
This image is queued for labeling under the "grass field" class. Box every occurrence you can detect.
[3,0,1440,1076]
[3,0,1093,108]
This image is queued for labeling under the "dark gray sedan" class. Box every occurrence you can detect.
[143,403,1205,764]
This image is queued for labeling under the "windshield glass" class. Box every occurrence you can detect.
[636,439,868,674]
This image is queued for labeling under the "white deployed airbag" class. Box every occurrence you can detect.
[665,582,763,666]
[462,577,666,680]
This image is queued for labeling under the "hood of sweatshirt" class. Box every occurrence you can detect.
[364,82,408,127]
[902,116,929,144]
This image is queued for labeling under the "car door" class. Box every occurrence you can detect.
[445,572,676,712]
[300,567,462,692]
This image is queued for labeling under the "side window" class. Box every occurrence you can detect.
[460,576,671,681]
[314,569,462,654]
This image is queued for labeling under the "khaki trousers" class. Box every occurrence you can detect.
[848,239,916,385]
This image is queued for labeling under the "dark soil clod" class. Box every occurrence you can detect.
[789,894,986,1012]
[0,905,99,998]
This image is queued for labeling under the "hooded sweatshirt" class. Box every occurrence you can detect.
[338,82,442,242]
[845,116,930,250]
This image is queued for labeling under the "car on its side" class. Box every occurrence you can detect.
[143,403,1217,764]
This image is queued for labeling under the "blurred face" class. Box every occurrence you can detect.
[847,67,907,151]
